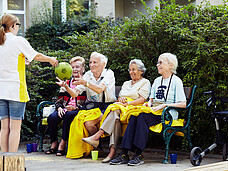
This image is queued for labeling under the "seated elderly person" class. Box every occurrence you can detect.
[45,57,86,156]
[110,53,187,166]
[57,52,116,158]
[82,59,151,163]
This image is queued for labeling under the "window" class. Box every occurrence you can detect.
[0,0,26,36]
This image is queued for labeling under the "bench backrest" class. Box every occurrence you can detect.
[115,86,193,102]
[115,86,122,99]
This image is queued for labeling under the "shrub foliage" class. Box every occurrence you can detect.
[25,0,227,149]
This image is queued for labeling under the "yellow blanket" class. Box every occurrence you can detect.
[66,108,102,159]
[101,103,184,134]
[67,102,185,159]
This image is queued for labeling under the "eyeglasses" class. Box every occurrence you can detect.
[72,66,82,69]
[16,23,21,28]
[157,61,167,65]
[128,68,139,72]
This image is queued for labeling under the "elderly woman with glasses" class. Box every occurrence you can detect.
[110,53,186,166]
[82,59,151,163]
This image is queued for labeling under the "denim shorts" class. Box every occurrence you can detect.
[0,100,26,120]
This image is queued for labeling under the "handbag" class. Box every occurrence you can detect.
[80,102,105,110]
[80,90,112,110]
[43,105,56,117]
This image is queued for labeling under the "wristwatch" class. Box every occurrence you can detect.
[85,81,89,87]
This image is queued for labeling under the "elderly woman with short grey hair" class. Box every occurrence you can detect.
[110,53,186,166]
[82,59,151,163]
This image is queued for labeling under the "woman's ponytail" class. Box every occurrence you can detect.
[0,14,18,45]
[0,25,6,45]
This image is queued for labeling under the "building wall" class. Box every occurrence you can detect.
[26,0,52,27]
[115,0,158,18]
[195,0,227,5]
[95,0,227,19]
[115,0,124,19]
[94,0,115,18]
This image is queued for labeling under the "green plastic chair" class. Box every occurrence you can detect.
[161,85,198,164]
[36,101,55,151]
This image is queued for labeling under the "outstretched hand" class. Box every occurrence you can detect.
[50,57,58,67]
[72,74,85,86]
[56,77,68,88]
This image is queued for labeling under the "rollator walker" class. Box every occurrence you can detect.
[190,91,228,166]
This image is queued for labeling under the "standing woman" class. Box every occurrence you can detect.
[0,14,58,152]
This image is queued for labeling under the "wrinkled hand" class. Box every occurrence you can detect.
[65,105,76,112]
[118,97,127,103]
[151,104,167,111]
[58,107,65,118]
[115,101,128,107]
[49,57,58,67]
[72,75,85,86]
[143,101,152,107]
[56,77,68,88]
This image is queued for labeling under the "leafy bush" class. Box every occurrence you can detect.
[60,0,228,148]
[24,0,228,149]
[25,17,100,51]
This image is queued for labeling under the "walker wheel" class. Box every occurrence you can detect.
[190,147,202,166]
[222,143,227,161]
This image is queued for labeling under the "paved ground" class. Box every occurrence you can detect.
[16,142,226,171]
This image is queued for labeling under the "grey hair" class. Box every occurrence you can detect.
[129,59,146,76]
[90,51,108,67]
[159,53,178,74]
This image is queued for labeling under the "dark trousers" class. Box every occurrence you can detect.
[47,110,79,143]
[121,113,161,151]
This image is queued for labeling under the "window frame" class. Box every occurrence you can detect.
[0,0,26,36]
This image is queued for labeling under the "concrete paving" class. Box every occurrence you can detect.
[17,142,226,171]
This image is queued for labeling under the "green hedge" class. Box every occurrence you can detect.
[24,0,228,149]
[25,16,101,51]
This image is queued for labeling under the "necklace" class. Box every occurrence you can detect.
[160,74,173,102]
[132,78,143,85]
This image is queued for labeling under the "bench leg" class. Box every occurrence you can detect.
[163,130,171,164]
[37,122,44,152]
[163,139,170,164]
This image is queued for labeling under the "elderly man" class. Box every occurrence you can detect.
[57,51,116,135]
[57,52,116,158]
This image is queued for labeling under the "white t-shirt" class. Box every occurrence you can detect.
[150,74,186,119]
[76,69,116,102]
[119,78,151,100]
[0,33,38,102]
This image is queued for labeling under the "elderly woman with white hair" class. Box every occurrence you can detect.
[110,53,186,166]
[83,59,151,162]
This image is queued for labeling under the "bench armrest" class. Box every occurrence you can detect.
[161,85,198,128]
[161,106,188,127]
[36,101,55,120]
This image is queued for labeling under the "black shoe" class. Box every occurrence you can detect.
[109,154,129,165]
[127,154,144,166]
